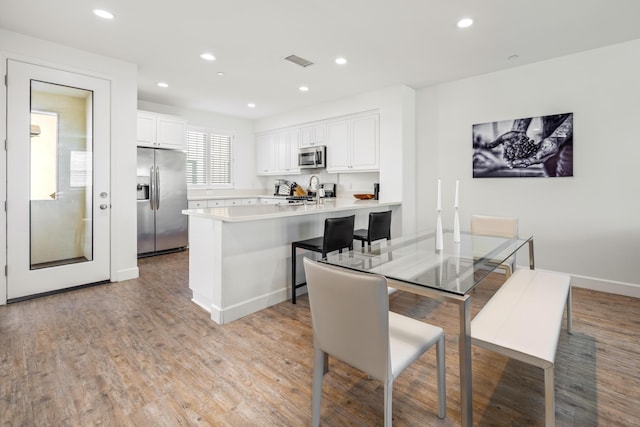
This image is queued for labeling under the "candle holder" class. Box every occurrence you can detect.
[453,207,461,243]
[436,210,443,252]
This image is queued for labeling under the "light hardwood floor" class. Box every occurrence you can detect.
[1,250,639,426]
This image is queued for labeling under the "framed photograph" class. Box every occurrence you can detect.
[472,113,573,178]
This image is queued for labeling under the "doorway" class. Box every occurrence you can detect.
[6,59,111,300]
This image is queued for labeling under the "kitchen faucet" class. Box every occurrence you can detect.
[308,175,320,205]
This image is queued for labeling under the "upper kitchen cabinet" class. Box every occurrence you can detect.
[299,123,325,148]
[137,110,187,150]
[326,113,379,173]
[276,129,301,174]
[256,128,300,175]
[256,133,276,174]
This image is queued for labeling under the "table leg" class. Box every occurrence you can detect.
[459,296,472,427]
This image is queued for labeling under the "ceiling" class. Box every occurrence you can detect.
[2,0,640,120]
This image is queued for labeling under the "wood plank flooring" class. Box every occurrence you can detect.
[1,250,639,426]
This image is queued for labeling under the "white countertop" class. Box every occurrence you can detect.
[182,199,400,222]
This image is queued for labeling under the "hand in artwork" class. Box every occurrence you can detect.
[509,115,572,168]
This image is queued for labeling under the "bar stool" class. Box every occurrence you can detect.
[291,215,355,304]
[353,211,392,248]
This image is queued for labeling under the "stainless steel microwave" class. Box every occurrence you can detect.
[298,146,326,169]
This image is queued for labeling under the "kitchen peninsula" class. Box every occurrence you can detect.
[183,199,401,324]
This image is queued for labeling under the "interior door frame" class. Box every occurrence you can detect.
[0,53,117,304]
[0,54,8,304]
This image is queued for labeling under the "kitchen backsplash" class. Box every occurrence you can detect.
[189,172,380,199]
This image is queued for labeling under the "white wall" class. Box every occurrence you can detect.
[0,28,139,304]
[255,84,417,233]
[416,39,640,294]
[137,100,259,194]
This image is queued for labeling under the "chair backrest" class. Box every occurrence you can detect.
[303,257,389,381]
[470,214,518,238]
[322,215,355,256]
[367,211,392,243]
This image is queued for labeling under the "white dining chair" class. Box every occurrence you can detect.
[470,214,519,277]
[303,258,446,426]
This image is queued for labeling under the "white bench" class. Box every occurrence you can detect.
[471,268,572,427]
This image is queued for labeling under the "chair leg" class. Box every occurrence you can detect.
[312,347,326,427]
[384,378,393,427]
[544,366,555,427]
[291,244,297,304]
[436,334,446,419]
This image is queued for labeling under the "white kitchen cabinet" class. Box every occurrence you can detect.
[137,110,187,150]
[256,133,277,175]
[276,129,300,174]
[188,200,207,209]
[223,198,257,206]
[299,124,325,148]
[326,113,379,173]
[256,129,300,175]
[260,198,281,205]
[326,120,351,171]
[207,200,225,207]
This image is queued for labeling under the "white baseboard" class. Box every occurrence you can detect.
[568,274,640,298]
[115,267,139,282]
[211,288,289,325]
[532,267,640,298]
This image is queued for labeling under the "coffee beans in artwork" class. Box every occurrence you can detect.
[503,134,538,161]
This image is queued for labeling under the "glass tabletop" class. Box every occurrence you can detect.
[322,230,531,296]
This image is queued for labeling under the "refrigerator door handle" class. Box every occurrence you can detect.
[156,166,160,210]
[149,165,155,210]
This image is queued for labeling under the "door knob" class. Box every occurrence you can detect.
[99,204,108,210]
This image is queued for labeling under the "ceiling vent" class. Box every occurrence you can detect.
[284,54,314,68]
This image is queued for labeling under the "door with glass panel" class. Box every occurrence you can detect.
[6,60,110,299]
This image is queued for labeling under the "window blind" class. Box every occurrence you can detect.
[187,127,233,187]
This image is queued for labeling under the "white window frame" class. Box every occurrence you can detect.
[186,126,234,189]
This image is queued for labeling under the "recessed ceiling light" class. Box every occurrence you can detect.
[335,57,347,65]
[200,53,216,61]
[299,85,309,92]
[216,72,225,76]
[457,18,473,28]
[157,82,169,88]
[248,103,256,108]
[93,9,114,19]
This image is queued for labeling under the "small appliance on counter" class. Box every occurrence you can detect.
[374,183,380,200]
[321,183,337,198]
[274,179,291,196]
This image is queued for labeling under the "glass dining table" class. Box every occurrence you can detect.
[322,229,534,427]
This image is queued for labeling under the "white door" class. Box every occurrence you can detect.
[6,59,111,299]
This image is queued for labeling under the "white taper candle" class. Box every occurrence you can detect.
[437,179,441,211]
[454,180,459,208]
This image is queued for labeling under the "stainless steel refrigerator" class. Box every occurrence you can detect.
[137,147,188,256]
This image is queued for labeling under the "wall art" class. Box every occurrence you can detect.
[472,113,573,178]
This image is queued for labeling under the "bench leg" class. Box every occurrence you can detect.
[567,286,573,334]
[544,366,555,427]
